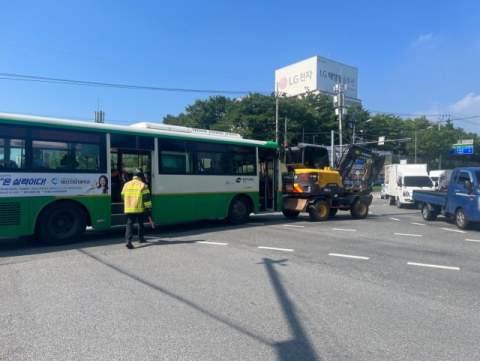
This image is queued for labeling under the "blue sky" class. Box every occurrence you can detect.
[1,0,479,133]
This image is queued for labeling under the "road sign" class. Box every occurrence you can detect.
[378,136,385,146]
[446,144,474,155]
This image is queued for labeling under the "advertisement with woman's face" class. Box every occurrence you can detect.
[0,173,112,197]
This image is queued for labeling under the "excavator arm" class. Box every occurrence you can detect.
[336,144,385,195]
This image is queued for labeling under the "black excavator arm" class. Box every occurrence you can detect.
[335,144,385,195]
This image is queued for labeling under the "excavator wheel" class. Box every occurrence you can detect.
[350,198,369,219]
[309,200,330,221]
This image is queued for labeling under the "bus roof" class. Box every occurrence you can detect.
[0,113,278,149]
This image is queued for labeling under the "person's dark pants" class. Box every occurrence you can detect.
[125,212,145,243]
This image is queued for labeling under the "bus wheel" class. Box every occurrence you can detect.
[227,196,250,224]
[350,198,368,219]
[37,202,87,245]
[282,209,300,219]
[329,208,338,217]
[455,208,470,230]
[309,200,329,221]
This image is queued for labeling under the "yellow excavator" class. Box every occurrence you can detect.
[282,144,385,221]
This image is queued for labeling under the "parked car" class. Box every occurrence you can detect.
[380,184,385,199]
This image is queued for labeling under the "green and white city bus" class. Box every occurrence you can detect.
[0,113,282,245]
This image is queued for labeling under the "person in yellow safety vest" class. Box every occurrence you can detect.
[121,167,152,249]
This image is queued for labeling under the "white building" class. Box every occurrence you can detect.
[275,56,361,106]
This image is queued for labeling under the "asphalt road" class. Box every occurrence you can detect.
[2,197,480,360]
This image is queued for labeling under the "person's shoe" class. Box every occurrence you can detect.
[138,239,147,244]
[126,242,134,249]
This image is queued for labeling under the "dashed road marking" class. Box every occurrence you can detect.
[411,222,426,226]
[442,228,466,233]
[195,241,228,246]
[329,253,369,260]
[394,233,423,237]
[465,239,480,242]
[390,218,400,221]
[283,225,305,228]
[258,246,293,252]
[407,262,459,271]
[332,228,357,232]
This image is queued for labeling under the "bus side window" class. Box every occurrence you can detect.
[158,138,194,174]
[0,124,27,171]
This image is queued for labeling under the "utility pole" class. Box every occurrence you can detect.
[333,83,347,155]
[284,117,287,163]
[331,130,335,168]
[275,83,279,145]
[302,128,304,143]
[94,111,105,123]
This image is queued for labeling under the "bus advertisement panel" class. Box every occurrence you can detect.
[0,173,110,197]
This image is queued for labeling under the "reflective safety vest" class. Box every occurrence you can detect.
[121,176,152,213]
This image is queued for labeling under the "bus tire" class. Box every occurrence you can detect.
[227,196,250,225]
[350,198,368,219]
[422,204,437,221]
[455,208,470,230]
[37,202,87,245]
[329,208,338,217]
[309,200,329,221]
[282,209,300,219]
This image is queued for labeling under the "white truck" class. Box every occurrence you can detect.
[384,164,435,208]
[430,169,454,191]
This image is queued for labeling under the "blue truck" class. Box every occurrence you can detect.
[412,167,480,230]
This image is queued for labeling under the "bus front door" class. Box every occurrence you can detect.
[259,158,276,212]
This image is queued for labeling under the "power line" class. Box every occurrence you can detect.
[0,42,271,84]
[0,72,270,95]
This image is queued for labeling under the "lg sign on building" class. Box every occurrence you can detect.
[275,56,360,105]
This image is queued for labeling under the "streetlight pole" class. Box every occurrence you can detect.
[353,119,372,144]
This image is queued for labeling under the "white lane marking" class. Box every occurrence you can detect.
[394,233,423,237]
[442,228,466,233]
[407,262,459,271]
[411,222,426,226]
[283,225,305,228]
[258,246,293,252]
[247,223,265,225]
[329,253,369,260]
[195,241,228,246]
[332,228,357,232]
[390,218,400,221]
[465,239,480,242]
